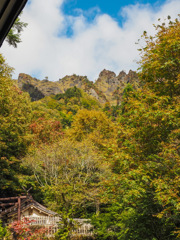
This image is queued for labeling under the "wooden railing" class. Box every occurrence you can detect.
[24,216,93,237]
[72,218,93,236]
[26,216,60,225]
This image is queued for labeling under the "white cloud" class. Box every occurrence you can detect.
[1,0,180,81]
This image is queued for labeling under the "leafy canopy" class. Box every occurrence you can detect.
[138,15,180,97]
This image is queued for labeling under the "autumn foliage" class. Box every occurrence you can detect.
[0,15,179,240]
[9,218,48,240]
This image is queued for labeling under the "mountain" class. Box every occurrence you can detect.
[18,69,139,105]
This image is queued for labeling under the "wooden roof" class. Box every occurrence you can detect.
[0,196,57,219]
[0,0,28,47]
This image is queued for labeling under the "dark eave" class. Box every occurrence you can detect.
[0,0,28,47]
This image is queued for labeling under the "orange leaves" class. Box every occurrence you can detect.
[29,117,63,145]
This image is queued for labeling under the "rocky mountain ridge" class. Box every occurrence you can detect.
[18,69,139,105]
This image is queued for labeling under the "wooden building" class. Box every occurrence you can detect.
[0,195,57,223]
[0,196,93,237]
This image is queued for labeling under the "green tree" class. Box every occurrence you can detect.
[0,55,32,159]
[23,138,110,238]
[0,54,32,196]
[6,16,27,47]
[138,15,180,97]
[24,139,110,215]
[93,90,179,239]
[93,16,180,239]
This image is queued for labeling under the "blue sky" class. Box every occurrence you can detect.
[62,0,167,36]
[63,0,165,18]
[1,0,180,81]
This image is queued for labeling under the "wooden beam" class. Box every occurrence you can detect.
[18,197,21,221]
[0,203,16,207]
[0,196,27,201]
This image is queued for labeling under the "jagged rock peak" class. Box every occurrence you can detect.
[99,69,116,79]
[94,69,139,105]
[60,74,88,82]
[127,70,138,79]
[117,70,126,79]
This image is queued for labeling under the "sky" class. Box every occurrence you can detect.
[1,0,180,81]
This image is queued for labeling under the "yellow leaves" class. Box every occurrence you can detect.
[0,56,32,159]
[138,16,180,97]
[68,109,116,144]
[153,175,180,214]
[24,138,111,213]
[0,54,14,78]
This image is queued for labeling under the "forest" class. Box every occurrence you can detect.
[0,16,180,239]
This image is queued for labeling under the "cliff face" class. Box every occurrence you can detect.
[18,70,139,104]
[95,69,139,105]
[18,74,61,101]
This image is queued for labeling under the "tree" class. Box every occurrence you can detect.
[24,139,110,216]
[138,15,180,97]
[93,16,180,239]
[9,218,48,240]
[29,118,63,145]
[69,109,115,147]
[93,89,179,239]
[6,16,28,47]
[0,54,32,196]
[0,55,32,159]
[23,138,111,238]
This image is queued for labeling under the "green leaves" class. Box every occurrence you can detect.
[0,54,32,196]
[1,15,179,240]
[138,16,180,97]
[23,139,110,220]
[6,16,28,48]
[93,16,180,239]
